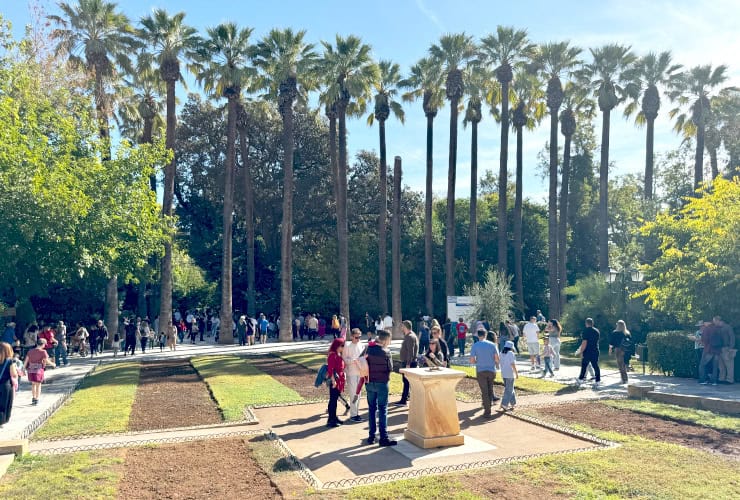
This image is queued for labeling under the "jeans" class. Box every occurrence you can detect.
[549,337,561,369]
[238,333,246,346]
[698,351,719,383]
[457,338,466,357]
[695,348,704,379]
[125,339,136,355]
[55,344,68,366]
[346,374,361,417]
[614,348,628,383]
[140,338,147,353]
[476,370,496,414]
[513,336,520,354]
[366,381,390,439]
[543,357,554,376]
[400,361,417,402]
[327,386,340,423]
[502,378,516,407]
[578,352,601,382]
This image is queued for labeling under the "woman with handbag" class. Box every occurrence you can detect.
[24,338,54,405]
[0,341,18,427]
[326,338,346,427]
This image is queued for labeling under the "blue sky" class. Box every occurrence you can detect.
[3,0,739,201]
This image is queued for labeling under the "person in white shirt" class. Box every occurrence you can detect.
[383,314,393,331]
[523,316,541,370]
[343,328,366,422]
[211,315,220,338]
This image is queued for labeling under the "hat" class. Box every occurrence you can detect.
[504,340,514,349]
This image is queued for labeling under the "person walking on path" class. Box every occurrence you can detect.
[37,324,57,367]
[523,317,541,370]
[166,321,177,351]
[326,338,346,427]
[609,320,631,384]
[236,316,248,346]
[112,330,121,357]
[139,319,150,354]
[689,321,707,380]
[24,338,53,405]
[343,328,366,422]
[507,320,521,354]
[699,322,722,385]
[541,337,556,377]
[55,321,69,367]
[575,318,601,388]
[124,320,137,356]
[0,341,18,426]
[499,340,518,411]
[456,318,468,357]
[713,316,736,383]
[544,319,562,370]
[89,320,107,357]
[1,322,15,345]
[395,321,418,406]
[365,330,397,446]
[470,329,500,418]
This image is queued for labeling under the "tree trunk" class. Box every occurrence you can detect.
[378,120,388,316]
[220,96,238,344]
[645,118,655,200]
[142,116,155,320]
[708,148,718,180]
[238,129,256,318]
[137,280,147,319]
[548,109,559,319]
[558,133,572,315]
[599,109,611,275]
[279,94,296,343]
[105,276,118,341]
[513,125,525,316]
[497,82,509,275]
[143,117,156,191]
[424,114,434,318]
[159,78,177,333]
[392,156,403,339]
[337,110,350,325]
[445,98,459,297]
[694,123,705,191]
[469,120,478,284]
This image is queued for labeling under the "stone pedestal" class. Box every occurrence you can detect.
[399,367,465,448]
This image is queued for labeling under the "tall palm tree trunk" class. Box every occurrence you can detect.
[219,97,238,344]
[143,118,156,191]
[159,79,177,333]
[599,110,611,274]
[392,156,403,339]
[337,108,350,325]
[513,125,525,316]
[445,99,459,297]
[708,147,718,180]
[469,120,478,284]
[645,118,655,200]
[558,133,572,315]
[377,120,388,315]
[239,129,255,318]
[141,116,155,320]
[694,124,705,190]
[497,83,509,274]
[548,110,559,319]
[424,114,434,317]
[279,88,296,342]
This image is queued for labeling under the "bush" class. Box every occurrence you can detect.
[466,269,514,327]
[646,331,696,378]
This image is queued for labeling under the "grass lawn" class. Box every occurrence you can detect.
[0,450,123,499]
[602,399,740,433]
[277,352,405,394]
[33,362,140,440]
[346,476,483,499]
[192,355,303,420]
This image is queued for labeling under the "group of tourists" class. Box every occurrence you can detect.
[692,316,736,385]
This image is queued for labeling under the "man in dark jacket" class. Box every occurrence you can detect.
[365,330,396,447]
[395,320,418,406]
[89,320,108,357]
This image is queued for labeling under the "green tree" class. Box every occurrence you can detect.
[624,52,682,200]
[480,26,535,276]
[139,8,200,331]
[197,22,254,344]
[429,33,477,297]
[580,44,637,275]
[400,56,445,317]
[466,269,514,328]
[253,28,317,340]
[367,60,405,315]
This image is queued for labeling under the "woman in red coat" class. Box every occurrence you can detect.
[326,338,346,427]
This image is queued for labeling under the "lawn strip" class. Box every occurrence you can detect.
[33,362,140,440]
[192,355,303,420]
[602,399,740,433]
[0,450,124,499]
[247,357,330,400]
[128,360,222,430]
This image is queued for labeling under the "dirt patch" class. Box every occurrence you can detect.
[464,471,569,499]
[248,357,328,400]
[536,401,740,458]
[117,438,282,499]
[128,360,222,431]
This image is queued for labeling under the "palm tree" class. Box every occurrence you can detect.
[533,41,581,318]
[668,64,730,190]
[580,44,637,275]
[253,28,317,341]
[400,57,444,319]
[139,9,200,333]
[367,60,405,316]
[320,35,379,325]
[49,0,138,338]
[197,23,254,344]
[391,156,403,339]
[624,52,681,199]
[462,66,491,284]
[510,72,545,315]
[480,27,535,276]
[558,83,594,313]
[236,101,257,318]
[713,89,740,177]
[429,33,477,297]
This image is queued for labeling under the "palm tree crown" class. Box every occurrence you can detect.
[625,51,682,123]
[196,23,255,99]
[580,44,638,112]
[118,55,165,142]
[479,26,535,86]
[400,56,445,118]
[367,60,405,125]
[139,9,201,84]
[320,34,379,115]
[668,64,730,136]
[533,41,582,112]
[429,33,478,102]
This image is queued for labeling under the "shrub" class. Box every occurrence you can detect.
[646,331,696,378]
[466,269,514,327]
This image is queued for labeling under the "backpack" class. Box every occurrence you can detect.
[314,364,330,387]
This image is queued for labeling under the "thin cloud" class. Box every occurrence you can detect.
[415,0,445,31]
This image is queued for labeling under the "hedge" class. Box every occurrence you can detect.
[646,331,697,378]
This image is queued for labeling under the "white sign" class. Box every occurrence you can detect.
[447,296,476,323]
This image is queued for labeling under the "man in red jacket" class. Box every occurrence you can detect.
[37,324,57,366]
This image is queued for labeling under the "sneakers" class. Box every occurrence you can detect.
[365,436,375,445]
[492,396,501,402]
[31,398,38,405]
[393,401,407,407]
[699,381,709,385]
[350,416,363,422]
[379,438,397,447]
[592,382,600,389]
